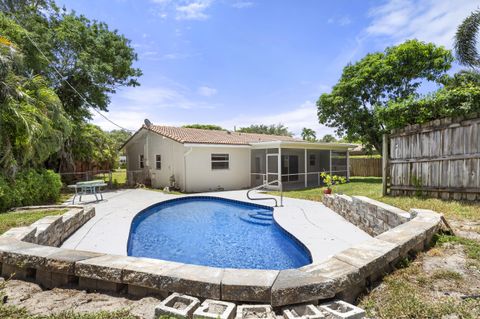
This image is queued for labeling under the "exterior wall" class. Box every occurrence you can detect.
[125,130,185,189]
[146,133,185,190]
[184,146,251,192]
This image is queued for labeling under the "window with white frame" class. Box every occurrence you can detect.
[139,154,144,169]
[211,154,229,170]
[155,155,161,170]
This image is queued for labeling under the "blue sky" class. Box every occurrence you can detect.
[57,0,480,137]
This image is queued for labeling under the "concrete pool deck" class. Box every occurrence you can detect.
[61,189,371,264]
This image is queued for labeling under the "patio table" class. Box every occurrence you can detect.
[68,180,107,204]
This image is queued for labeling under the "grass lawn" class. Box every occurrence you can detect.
[270,177,480,221]
[0,209,67,235]
[94,169,127,186]
[271,177,480,318]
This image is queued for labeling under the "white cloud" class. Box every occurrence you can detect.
[197,86,217,97]
[366,0,480,48]
[176,1,213,20]
[231,1,254,9]
[328,15,352,26]
[218,101,336,138]
[92,85,218,131]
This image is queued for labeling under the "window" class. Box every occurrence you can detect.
[155,155,161,170]
[211,154,229,170]
[309,154,316,166]
[139,154,144,169]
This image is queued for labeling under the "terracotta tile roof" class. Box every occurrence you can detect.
[143,125,302,145]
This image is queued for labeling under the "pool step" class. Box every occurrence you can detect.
[248,212,272,221]
[239,215,273,226]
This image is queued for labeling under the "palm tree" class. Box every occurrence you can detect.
[0,36,71,177]
[455,10,480,68]
[301,128,316,142]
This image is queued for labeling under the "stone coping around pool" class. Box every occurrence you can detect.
[0,196,443,307]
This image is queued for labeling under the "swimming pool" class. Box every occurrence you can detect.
[127,197,311,270]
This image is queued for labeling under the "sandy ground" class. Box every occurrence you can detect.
[0,278,160,318]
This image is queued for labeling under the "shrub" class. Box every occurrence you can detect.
[0,169,62,212]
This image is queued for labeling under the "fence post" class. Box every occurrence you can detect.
[382,134,389,196]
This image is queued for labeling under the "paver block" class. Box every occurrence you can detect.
[301,257,361,291]
[283,304,325,319]
[319,300,365,319]
[37,269,78,288]
[78,277,125,293]
[0,239,33,264]
[127,284,168,298]
[162,264,223,299]
[235,305,275,319]
[1,263,34,280]
[3,244,60,269]
[333,238,399,279]
[45,249,104,274]
[271,269,336,307]
[0,227,37,242]
[376,222,427,257]
[122,257,183,288]
[221,268,278,302]
[155,293,200,319]
[75,254,138,282]
[193,299,236,319]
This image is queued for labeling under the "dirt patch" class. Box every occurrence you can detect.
[359,234,480,318]
[1,279,160,319]
[449,219,480,241]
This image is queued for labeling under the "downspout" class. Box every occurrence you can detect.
[183,147,193,192]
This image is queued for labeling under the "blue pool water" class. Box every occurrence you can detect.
[127,197,311,270]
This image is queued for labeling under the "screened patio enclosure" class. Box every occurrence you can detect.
[250,141,353,190]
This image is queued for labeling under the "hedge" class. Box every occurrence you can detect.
[0,169,62,212]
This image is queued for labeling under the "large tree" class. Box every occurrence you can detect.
[378,70,480,129]
[0,4,142,122]
[237,124,292,136]
[317,40,453,152]
[0,35,71,177]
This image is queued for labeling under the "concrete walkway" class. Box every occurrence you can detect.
[61,189,371,264]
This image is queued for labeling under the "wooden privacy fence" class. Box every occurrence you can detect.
[350,158,382,177]
[384,114,480,200]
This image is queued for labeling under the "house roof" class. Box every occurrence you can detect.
[143,125,301,145]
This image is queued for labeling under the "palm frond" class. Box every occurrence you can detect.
[455,10,480,68]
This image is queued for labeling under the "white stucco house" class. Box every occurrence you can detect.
[122,124,355,192]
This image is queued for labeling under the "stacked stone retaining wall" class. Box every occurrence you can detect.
[0,199,443,307]
[322,194,413,236]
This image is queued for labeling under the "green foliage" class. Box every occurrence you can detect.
[237,123,292,136]
[0,4,142,122]
[319,172,346,189]
[0,32,71,177]
[301,128,316,141]
[435,234,480,261]
[317,39,453,152]
[70,124,117,170]
[319,134,337,143]
[182,124,225,131]
[378,70,480,129]
[455,10,480,68]
[0,169,62,212]
[108,129,132,153]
